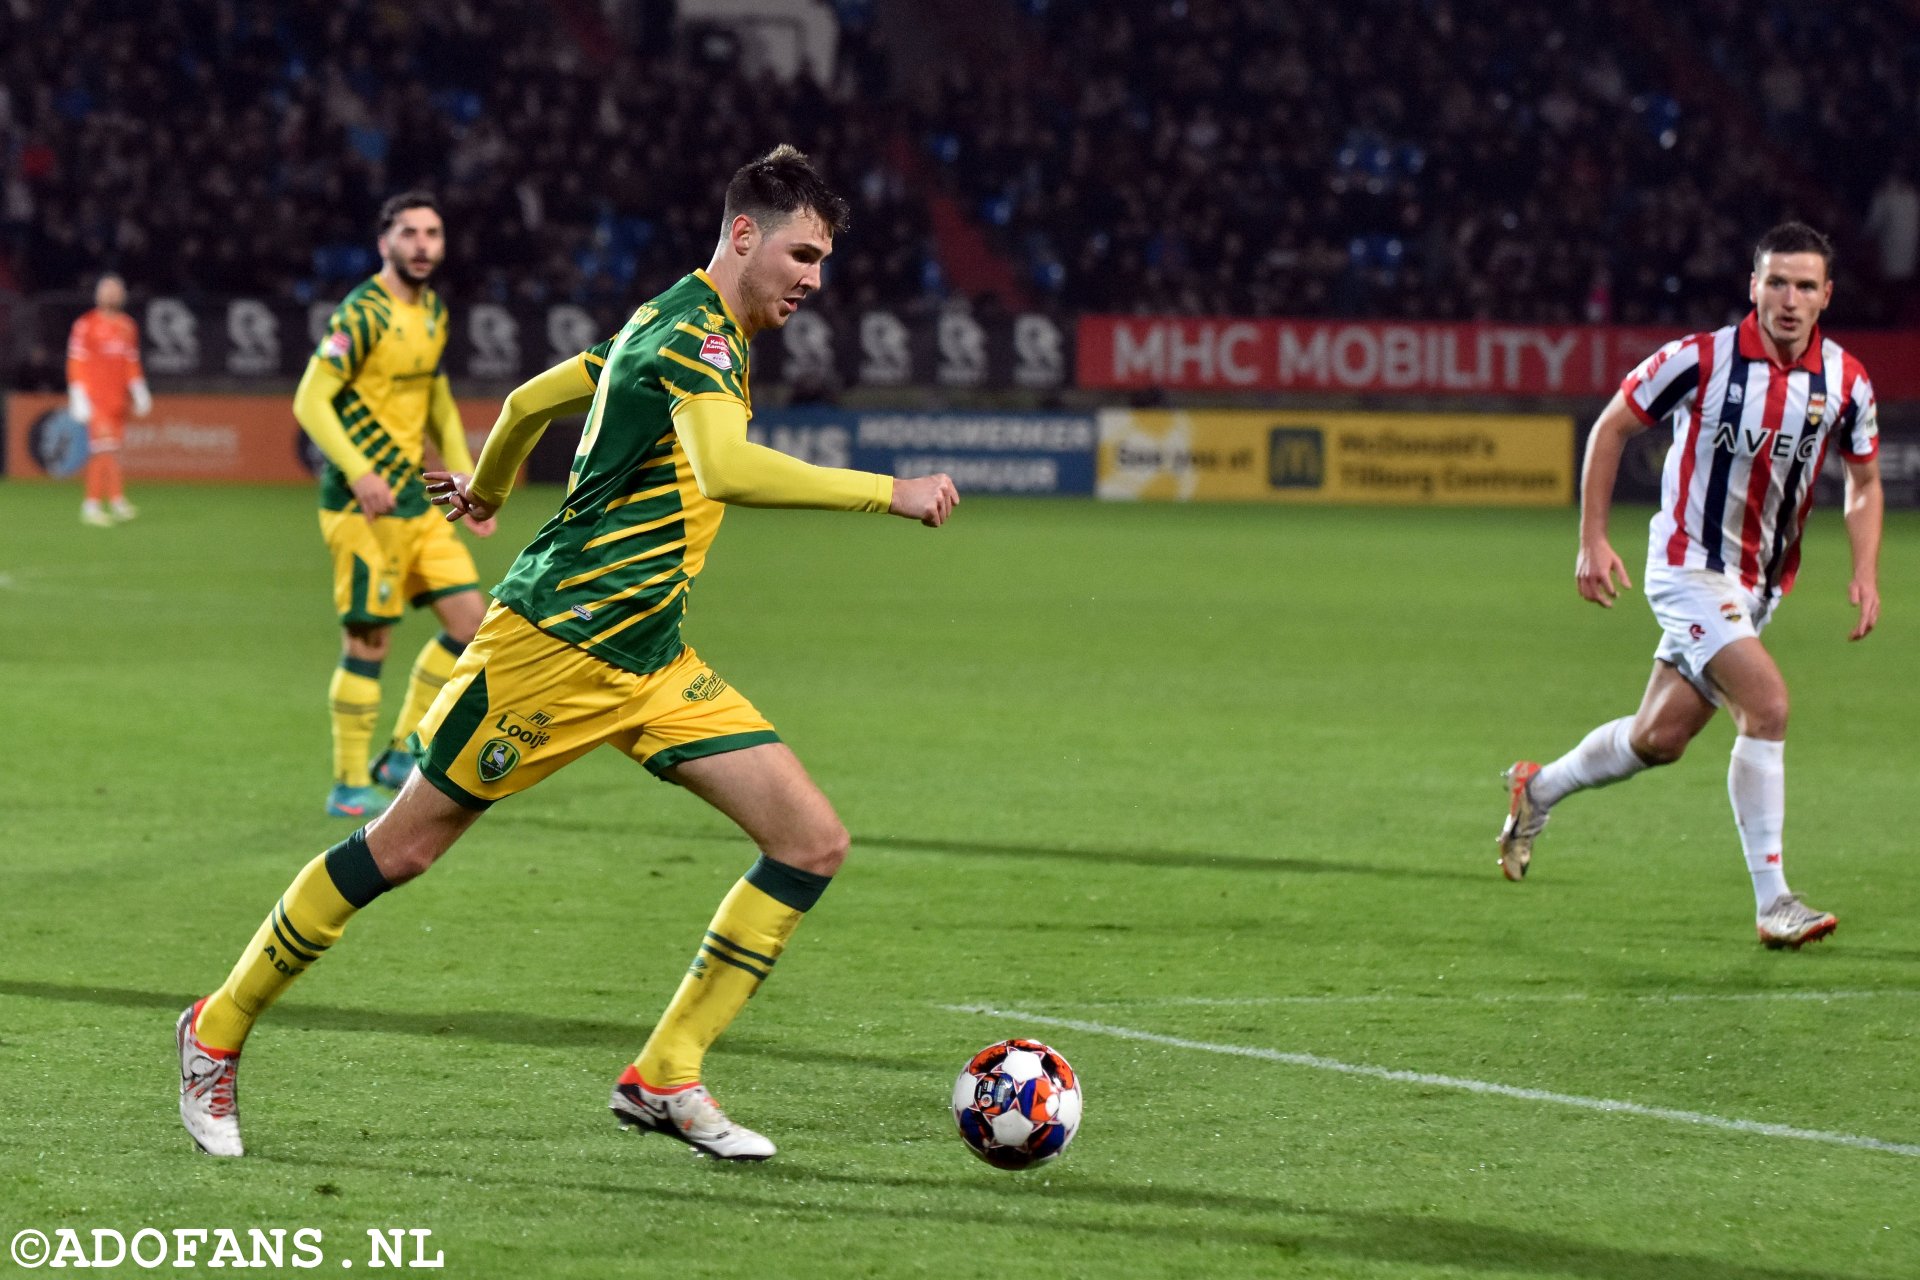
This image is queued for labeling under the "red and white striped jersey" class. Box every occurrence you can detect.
[1622,312,1877,600]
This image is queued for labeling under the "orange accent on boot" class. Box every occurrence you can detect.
[189,998,241,1059]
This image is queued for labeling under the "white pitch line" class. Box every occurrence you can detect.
[1066,989,1917,1009]
[940,1004,1920,1159]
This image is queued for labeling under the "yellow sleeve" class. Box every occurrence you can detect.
[292,358,373,483]
[468,355,600,508]
[672,394,894,512]
[426,373,474,474]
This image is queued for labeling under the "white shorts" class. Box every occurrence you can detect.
[1644,564,1773,705]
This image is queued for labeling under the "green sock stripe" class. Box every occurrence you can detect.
[697,943,770,981]
[744,855,832,912]
[273,899,329,954]
[705,930,777,967]
[269,914,321,965]
[341,656,383,680]
[435,632,468,657]
[323,830,391,909]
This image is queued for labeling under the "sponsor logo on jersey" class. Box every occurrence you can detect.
[322,330,352,360]
[699,333,733,370]
[477,738,521,783]
[683,671,730,702]
[572,604,593,621]
[493,710,553,750]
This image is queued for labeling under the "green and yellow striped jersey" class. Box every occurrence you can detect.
[313,276,450,517]
[491,270,751,675]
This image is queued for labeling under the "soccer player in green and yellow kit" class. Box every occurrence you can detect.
[178,146,959,1161]
[294,192,496,820]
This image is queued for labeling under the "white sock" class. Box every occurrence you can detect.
[1532,717,1646,808]
[1729,735,1788,911]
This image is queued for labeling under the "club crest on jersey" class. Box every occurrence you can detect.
[1719,602,1743,624]
[476,738,520,783]
[1805,392,1825,427]
[699,333,733,370]
[321,330,352,360]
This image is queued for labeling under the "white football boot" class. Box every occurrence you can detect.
[176,1000,244,1156]
[1496,761,1548,881]
[609,1066,775,1161]
[1756,893,1838,950]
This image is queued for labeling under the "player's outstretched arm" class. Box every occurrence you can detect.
[428,357,598,523]
[471,356,600,506]
[423,374,493,536]
[1842,455,1883,641]
[676,395,956,525]
[293,358,392,519]
[887,474,961,528]
[1574,391,1647,608]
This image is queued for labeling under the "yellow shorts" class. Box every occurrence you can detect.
[411,603,779,809]
[320,509,481,628]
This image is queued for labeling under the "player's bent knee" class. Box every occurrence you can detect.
[344,624,392,659]
[777,820,850,877]
[363,781,478,884]
[1739,700,1789,740]
[1630,728,1688,766]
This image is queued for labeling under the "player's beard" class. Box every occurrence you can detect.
[740,258,798,331]
[388,251,439,287]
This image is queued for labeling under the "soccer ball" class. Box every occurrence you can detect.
[951,1039,1082,1170]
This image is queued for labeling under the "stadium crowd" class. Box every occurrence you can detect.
[1,0,1915,333]
[918,0,1920,325]
[0,0,929,316]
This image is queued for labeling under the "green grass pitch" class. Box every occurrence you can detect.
[2,481,1916,1278]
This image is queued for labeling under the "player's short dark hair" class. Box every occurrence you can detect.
[721,145,850,239]
[378,191,442,236]
[1753,221,1834,277]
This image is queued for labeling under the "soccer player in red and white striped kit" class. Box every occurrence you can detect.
[1498,222,1882,948]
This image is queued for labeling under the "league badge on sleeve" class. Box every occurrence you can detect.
[699,333,733,370]
[321,329,352,361]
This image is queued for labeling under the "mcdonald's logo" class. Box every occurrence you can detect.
[1268,427,1325,489]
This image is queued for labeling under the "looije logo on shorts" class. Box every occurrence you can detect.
[683,671,729,702]
[493,710,553,749]
[477,738,521,783]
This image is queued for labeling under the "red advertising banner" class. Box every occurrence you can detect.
[1077,318,1920,400]
[6,393,500,483]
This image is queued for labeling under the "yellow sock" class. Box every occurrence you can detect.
[633,856,833,1087]
[390,633,463,751]
[195,832,392,1052]
[329,658,382,787]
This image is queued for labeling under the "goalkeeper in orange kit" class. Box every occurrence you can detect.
[66,273,152,525]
